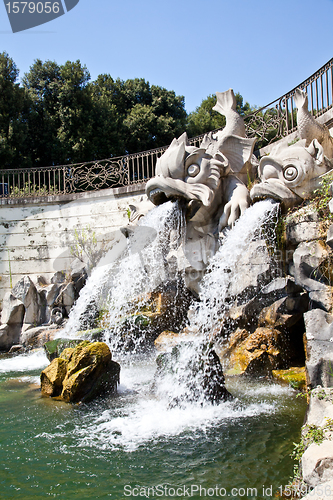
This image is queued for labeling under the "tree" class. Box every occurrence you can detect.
[186,92,253,138]
[0,52,30,169]
[23,59,94,166]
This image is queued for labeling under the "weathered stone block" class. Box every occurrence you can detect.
[302,440,333,487]
[304,309,333,389]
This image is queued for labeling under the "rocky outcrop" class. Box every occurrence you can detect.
[154,341,232,405]
[40,340,120,403]
[0,268,87,352]
[303,309,333,390]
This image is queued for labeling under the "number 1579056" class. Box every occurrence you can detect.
[5,2,61,14]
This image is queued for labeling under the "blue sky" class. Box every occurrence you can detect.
[1,0,333,113]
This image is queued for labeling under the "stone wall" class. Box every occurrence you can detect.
[0,183,151,304]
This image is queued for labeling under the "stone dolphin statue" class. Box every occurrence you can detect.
[145,89,257,293]
[146,89,256,229]
[294,88,333,158]
[250,89,333,211]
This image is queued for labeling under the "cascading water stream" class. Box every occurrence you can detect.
[190,198,280,336]
[60,198,280,410]
[60,200,185,342]
[0,198,307,499]
[151,199,280,406]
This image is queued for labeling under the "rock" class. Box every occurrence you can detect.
[40,357,68,397]
[61,341,120,403]
[326,224,333,249]
[41,341,120,403]
[51,271,66,284]
[45,283,63,307]
[50,307,65,325]
[306,388,333,428]
[227,240,272,299]
[300,479,333,500]
[8,344,24,354]
[154,331,182,351]
[154,341,232,405]
[1,292,25,326]
[227,276,307,331]
[0,325,22,351]
[20,325,58,349]
[304,309,333,389]
[59,283,76,307]
[309,289,333,313]
[11,276,42,325]
[37,275,48,286]
[258,294,308,329]
[302,440,333,487]
[0,293,25,350]
[44,338,85,362]
[285,207,321,246]
[272,367,306,391]
[290,240,330,293]
[224,327,284,376]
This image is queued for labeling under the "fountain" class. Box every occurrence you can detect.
[1,87,333,498]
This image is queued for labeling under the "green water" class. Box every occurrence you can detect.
[0,351,307,500]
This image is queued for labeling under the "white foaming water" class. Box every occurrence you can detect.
[60,201,181,341]
[190,199,279,335]
[104,201,184,351]
[0,199,293,455]
[0,350,48,373]
[73,361,279,453]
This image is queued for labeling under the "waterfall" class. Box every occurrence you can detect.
[60,200,185,342]
[189,198,279,336]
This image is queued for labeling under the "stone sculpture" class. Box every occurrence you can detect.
[250,89,333,210]
[145,89,257,293]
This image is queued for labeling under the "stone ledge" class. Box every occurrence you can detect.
[0,182,147,207]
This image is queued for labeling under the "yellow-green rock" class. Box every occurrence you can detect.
[272,367,306,391]
[40,357,68,397]
[224,327,283,376]
[41,341,120,403]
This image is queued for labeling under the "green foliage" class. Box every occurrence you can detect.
[313,171,333,219]
[10,182,58,197]
[2,52,266,170]
[290,418,333,482]
[0,52,31,169]
[70,225,101,272]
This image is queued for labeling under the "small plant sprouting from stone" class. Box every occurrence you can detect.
[289,418,333,487]
[313,171,333,219]
[329,361,333,379]
[70,225,103,272]
[126,207,131,221]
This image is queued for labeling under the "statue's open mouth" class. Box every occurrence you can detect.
[146,176,216,208]
[250,180,302,211]
[148,187,169,206]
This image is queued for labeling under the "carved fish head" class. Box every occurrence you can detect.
[250,139,333,210]
[146,133,224,221]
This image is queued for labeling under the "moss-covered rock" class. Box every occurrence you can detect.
[41,341,120,403]
[40,357,68,397]
[272,367,306,391]
[43,338,84,362]
[61,342,120,403]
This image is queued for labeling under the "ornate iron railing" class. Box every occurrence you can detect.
[1,58,332,201]
[244,58,333,147]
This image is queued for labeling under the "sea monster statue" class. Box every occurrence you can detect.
[250,88,333,210]
[145,89,257,293]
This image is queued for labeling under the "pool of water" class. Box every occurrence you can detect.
[0,351,307,500]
